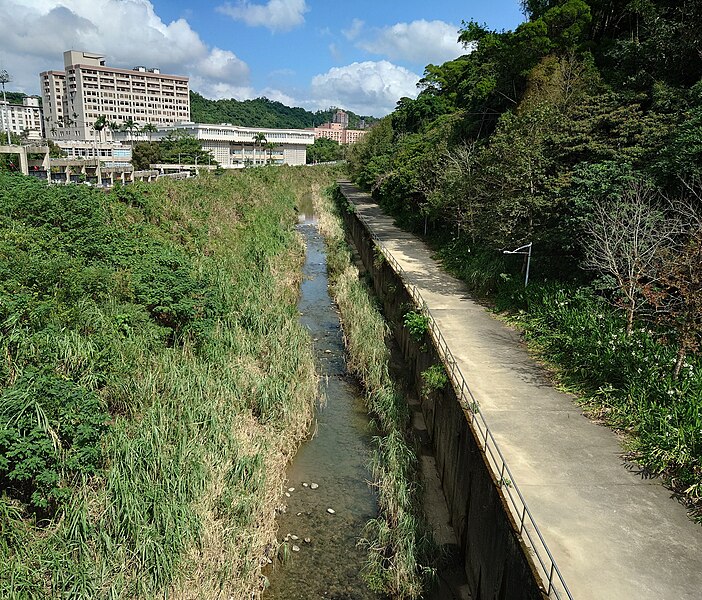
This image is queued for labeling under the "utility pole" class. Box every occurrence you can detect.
[0,70,12,145]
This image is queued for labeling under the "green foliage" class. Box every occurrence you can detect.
[0,166,340,597]
[345,0,702,515]
[0,133,22,172]
[131,141,161,170]
[403,311,430,342]
[306,136,345,163]
[319,185,436,598]
[0,370,108,513]
[507,283,702,506]
[421,365,448,396]
[160,130,217,166]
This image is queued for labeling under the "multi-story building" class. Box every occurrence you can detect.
[0,96,44,141]
[140,123,315,168]
[311,120,367,145]
[40,50,190,143]
[332,109,349,128]
[312,122,345,144]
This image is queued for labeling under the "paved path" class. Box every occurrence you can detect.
[339,181,702,600]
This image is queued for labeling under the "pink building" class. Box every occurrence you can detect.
[311,116,367,145]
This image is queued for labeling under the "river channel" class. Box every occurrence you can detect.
[264,199,381,600]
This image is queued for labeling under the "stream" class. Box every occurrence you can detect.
[264,198,381,600]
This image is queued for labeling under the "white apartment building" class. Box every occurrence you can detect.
[0,96,44,141]
[40,50,190,143]
[142,123,315,168]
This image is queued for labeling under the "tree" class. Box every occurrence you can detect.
[642,190,702,380]
[252,132,267,165]
[122,118,138,145]
[93,115,107,143]
[131,141,161,170]
[264,141,276,164]
[582,180,679,336]
[306,137,344,164]
[107,120,121,140]
[159,130,216,166]
[141,123,158,142]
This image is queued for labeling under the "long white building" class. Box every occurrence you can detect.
[40,50,189,142]
[141,123,315,168]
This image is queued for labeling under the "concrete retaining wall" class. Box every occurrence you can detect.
[338,194,547,600]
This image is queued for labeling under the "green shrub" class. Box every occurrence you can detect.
[403,310,430,342]
[0,369,108,513]
[421,364,448,396]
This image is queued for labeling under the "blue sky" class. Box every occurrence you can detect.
[0,0,526,116]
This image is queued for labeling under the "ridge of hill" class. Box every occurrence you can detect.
[189,90,377,130]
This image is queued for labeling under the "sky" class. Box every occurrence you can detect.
[0,0,526,117]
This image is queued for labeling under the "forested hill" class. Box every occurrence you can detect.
[189,90,376,129]
[347,0,702,516]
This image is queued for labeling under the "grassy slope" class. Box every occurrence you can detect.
[0,166,340,598]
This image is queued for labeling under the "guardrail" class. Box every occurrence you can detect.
[350,202,573,600]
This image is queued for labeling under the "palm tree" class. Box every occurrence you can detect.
[93,115,107,141]
[107,121,121,141]
[142,122,158,142]
[252,132,267,166]
[92,115,108,185]
[122,118,138,145]
[264,141,276,164]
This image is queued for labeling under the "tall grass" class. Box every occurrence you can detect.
[0,165,341,598]
[314,183,435,598]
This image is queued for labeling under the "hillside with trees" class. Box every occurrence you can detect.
[189,90,377,129]
[348,0,702,516]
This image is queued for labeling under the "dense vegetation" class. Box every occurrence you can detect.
[0,166,340,597]
[306,136,346,164]
[190,90,377,129]
[315,185,435,598]
[348,0,702,515]
[131,131,217,170]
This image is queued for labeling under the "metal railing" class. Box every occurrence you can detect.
[351,204,573,600]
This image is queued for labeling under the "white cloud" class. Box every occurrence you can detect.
[342,18,364,41]
[359,19,464,65]
[0,0,251,99]
[217,0,308,32]
[310,61,420,117]
[197,48,250,82]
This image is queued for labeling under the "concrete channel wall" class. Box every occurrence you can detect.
[338,193,547,600]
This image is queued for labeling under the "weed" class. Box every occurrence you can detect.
[403,311,431,342]
[421,365,448,397]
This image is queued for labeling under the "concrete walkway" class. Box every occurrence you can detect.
[339,181,702,600]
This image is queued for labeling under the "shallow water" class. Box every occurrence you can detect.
[263,202,381,600]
